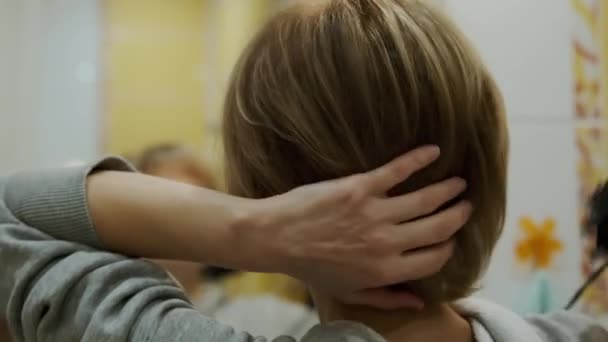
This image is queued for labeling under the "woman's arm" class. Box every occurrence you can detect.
[0,146,466,341]
[5,146,469,309]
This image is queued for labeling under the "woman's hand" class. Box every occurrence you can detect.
[238,146,471,309]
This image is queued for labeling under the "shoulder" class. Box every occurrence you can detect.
[456,297,608,342]
[526,311,608,342]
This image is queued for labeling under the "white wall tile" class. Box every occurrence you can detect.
[478,121,581,310]
[0,0,101,173]
[444,0,573,120]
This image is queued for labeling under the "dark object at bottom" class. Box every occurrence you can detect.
[566,181,608,309]
[590,182,608,253]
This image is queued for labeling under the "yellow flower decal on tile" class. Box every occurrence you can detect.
[515,216,564,269]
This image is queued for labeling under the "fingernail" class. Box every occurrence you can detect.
[462,200,474,213]
[425,145,441,158]
[455,178,467,190]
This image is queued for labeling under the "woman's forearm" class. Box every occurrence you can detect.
[87,171,266,271]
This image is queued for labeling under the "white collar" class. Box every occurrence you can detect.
[455,297,543,342]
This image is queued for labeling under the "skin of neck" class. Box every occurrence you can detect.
[311,290,473,342]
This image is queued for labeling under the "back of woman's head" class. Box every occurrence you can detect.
[223,0,509,304]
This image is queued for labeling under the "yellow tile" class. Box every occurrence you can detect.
[104,0,207,155]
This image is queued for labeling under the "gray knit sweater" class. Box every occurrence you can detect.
[0,157,606,342]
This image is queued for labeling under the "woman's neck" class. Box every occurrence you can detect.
[313,293,473,342]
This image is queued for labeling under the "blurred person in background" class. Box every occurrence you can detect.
[133,143,317,338]
[136,144,219,189]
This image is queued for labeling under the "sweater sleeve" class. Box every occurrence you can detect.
[0,158,266,342]
[3,157,134,248]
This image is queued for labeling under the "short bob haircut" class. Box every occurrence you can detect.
[223,0,509,304]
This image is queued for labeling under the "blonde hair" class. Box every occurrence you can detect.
[223,0,508,303]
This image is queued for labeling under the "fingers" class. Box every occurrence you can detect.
[361,202,470,287]
[341,288,425,310]
[374,177,467,223]
[363,146,440,194]
[391,200,472,252]
[383,239,455,284]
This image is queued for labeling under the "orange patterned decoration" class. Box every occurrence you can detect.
[572,0,608,313]
[515,216,564,269]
